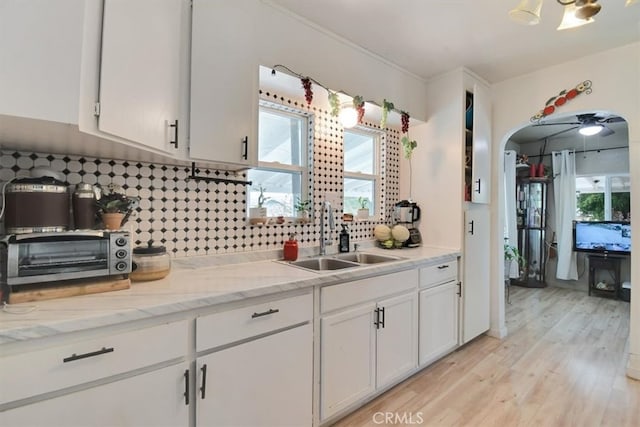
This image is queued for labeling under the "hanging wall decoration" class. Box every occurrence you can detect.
[271,64,411,131]
[301,77,313,105]
[380,99,394,128]
[530,80,592,122]
[353,95,365,123]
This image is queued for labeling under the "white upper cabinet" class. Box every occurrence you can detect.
[97,0,185,154]
[469,81,491,204]
[189,0,258,168]
[0,0,85,124]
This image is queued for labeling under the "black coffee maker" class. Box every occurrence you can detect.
[394,200,422,247]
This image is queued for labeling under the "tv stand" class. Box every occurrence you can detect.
[588,255,622,299]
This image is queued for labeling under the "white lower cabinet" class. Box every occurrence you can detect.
[196,323,312,427]
[195,291,313,427]
[419,281,460,366]
[0,319,189,427]
[319,270,419,421]
[0,363,189,427]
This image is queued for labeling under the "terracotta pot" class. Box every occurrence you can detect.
[102,212,124,230]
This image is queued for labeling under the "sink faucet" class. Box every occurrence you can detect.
[319,201,335,256]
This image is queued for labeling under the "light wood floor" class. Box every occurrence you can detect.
[333,286,639,427]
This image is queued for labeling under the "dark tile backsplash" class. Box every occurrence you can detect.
[0,92,400,257]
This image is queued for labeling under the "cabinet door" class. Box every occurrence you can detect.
[471,82,491,204]
[98,0,184,153]
[419,281,459,366]
[0,363,189,427]
[320,303,377,420]
[190,0,258,167]
[0,0,84,123]
[462,206,491,343]
[197,324,312,427]
[376,292,418,389]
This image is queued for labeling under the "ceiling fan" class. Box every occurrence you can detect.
[534,113,624,137]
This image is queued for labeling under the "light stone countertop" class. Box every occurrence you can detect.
[0,245,459,346]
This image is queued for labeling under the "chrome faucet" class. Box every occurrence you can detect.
[319,201,335,256]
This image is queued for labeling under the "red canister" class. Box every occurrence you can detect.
[283,234,298,261]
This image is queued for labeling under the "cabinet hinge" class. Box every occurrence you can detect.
[457,281,462,298]
[93,102,101,117]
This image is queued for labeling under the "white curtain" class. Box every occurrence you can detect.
[552,150,578,280]
[504,150,518,277]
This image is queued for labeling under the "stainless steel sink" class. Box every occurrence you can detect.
[288,257,360,271]
[333,252,402,264]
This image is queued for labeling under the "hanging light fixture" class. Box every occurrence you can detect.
[509,0,543,25]
[557,2,594,30]
[626,0,639,6]
[338,103,358,128]
[578,120,604,136]
[509,0,608,28]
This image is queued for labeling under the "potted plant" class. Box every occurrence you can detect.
[294,197,312,224]
[96,184,137,230]
[357,197,370,220]
[249,185,269,225]
[504,243,524,281]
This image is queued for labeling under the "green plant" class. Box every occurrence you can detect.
[504,244,524,266]
[96,185,135,214]
[294,197,311,212]
[96,184,137,226]
[357,197,369,210]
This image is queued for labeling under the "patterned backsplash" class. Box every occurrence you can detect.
[0,92,401,257]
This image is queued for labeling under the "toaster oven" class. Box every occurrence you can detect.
[0,231,131,287]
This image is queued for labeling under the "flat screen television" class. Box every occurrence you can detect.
[572,221,631,255]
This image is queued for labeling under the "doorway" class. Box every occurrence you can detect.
[500,111,631,301]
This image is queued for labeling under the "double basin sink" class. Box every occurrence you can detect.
[282,252,403,272]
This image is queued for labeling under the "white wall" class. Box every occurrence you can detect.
[254,1,428,121]
[491,42,640,379]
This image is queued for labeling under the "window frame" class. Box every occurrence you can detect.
[342,126,385,220]
[575,173,630,221]
[247,101,314,221]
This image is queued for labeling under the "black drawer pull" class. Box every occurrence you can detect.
[437,265,449,270]
[63,347,114,363]
[169,120,179,148]
[200,364,207,399]
[241,136,248,160]
[184,369,190,405]
[251,308,280,319]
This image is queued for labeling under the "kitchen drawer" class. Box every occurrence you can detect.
[420,259,458,289]
[321,269,418,314]
[0,319,188,406]
[196,292,312,351]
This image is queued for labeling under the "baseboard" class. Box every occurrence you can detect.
[487,325,508,339]
[627,353,640,380]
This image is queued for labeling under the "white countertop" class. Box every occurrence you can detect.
[0,245,459,346]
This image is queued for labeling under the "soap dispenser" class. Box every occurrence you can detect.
[339,225,350,253]
[283,233,299,261]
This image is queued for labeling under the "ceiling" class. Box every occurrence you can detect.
[268,0,640,84]
[269,0,637,146]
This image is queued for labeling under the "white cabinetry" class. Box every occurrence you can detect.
[0,0,85,124]
[190,0,258,168]
[0,320,189,426]
[319,270,418,421]
[0,363,189,427]
[465,81,492,204]
[462,206,491,343]
[195,292,313,427]
[418,260,459,366]
[97,0,185,154]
